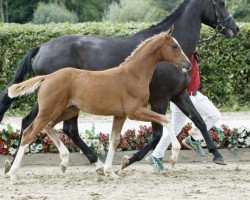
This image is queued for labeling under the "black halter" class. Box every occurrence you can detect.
[199,0,233,44]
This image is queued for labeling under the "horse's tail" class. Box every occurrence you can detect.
[8,75,46,99]
[0,46,40,122]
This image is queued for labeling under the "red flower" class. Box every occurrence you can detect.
[43,145,49,152]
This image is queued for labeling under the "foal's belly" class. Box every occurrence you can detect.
[80,103,125,116]
[71,95,126,117]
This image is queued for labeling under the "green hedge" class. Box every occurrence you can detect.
[0,22,249,114]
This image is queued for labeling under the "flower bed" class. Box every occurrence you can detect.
[0,124,249,157]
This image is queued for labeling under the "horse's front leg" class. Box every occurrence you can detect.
[128,107,181,167]
[104,116,126,178]
[171,91,225,164]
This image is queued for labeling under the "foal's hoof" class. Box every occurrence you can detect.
[95,167,105,176]
[60,164,68,173]
[121,155,130,170]
[170,155,178,168]
[213,157,227,165]
[104,168,119,180]
[4,160,11,174]
[106,172,119,180]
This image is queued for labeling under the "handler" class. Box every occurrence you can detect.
[146,49,221,171]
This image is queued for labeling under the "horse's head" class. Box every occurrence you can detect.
[161,26,191,71]
[202,0,239,38]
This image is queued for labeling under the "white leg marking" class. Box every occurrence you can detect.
[104,134,119,179]
[44,127,69,173]
[161,120,181,167]
[7,144,28,184]
[94,158,104,175]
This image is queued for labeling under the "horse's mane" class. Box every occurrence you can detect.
[153,0,190,27]
[121,32,165,67]
[134,0,190,36]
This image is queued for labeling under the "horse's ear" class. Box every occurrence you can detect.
[166,25,174,37]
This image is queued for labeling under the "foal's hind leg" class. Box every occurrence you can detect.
[104,116,126,178]
[129,107,181,167]
[44,126,70,173]
[122,98,168,169]
[51,106,104,174]
[4,103,39,174]
[6,114,51,183]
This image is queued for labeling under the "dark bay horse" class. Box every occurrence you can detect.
[7,28,190,182]
[2,0,239,173]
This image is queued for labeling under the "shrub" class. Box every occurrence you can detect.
[33,2,78,24]
[0,22,249,113]
[102,0,166,22]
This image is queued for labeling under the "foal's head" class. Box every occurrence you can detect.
[159,26,190,71]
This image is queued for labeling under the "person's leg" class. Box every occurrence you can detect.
[146,102,187,171]
[188,92,221,141]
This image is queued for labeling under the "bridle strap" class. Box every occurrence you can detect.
[199,0,233,44]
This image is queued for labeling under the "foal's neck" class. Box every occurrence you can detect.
[123,35,163,83]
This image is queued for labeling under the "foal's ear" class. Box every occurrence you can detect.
[166,25,174,37]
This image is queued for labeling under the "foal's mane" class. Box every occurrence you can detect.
[121,32,166,67]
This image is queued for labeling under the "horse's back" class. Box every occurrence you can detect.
[33,35,134,75]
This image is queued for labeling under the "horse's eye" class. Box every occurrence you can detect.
[172,44,178,49]
[220,1,225,6]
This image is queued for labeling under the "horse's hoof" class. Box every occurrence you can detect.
[121,155,130,170]
[4,160,11,174]
[60,164,68,173]
[213,157,227,165]
[95,167,105,176]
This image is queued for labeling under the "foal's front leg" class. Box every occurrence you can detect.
[104,116,126,178]
[129,107,181,167]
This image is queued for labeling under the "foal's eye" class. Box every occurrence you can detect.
[172,44,178,49]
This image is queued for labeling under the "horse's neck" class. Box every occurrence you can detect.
[132,0,204,57]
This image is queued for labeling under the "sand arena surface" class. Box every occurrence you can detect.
[0,162,250,200]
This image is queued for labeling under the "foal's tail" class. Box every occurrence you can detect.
[0,46,40,122]
[8,75,46,99]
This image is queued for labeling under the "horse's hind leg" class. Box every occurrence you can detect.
[128,107,181,167]
[6,114,51,184]
[4,103,39,174]
[104,116,126,178]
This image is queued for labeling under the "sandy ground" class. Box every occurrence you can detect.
[0,162,250,200]
[0,112,249,200]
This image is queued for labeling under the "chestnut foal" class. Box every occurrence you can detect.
[7,26,190,183]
